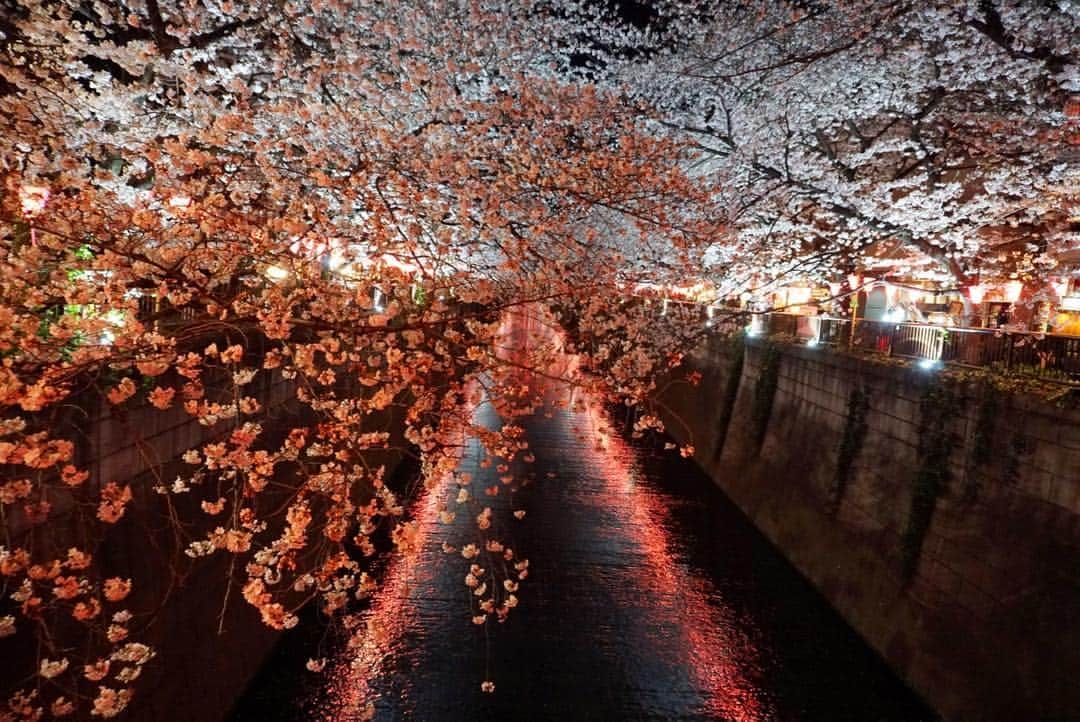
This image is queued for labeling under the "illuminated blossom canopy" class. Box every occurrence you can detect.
[1,0,720,717]
[554,0,1077,292]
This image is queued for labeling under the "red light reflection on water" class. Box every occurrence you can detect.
[316,424,470,720]
[316,308,768,720]
[576,400,769,721]
[529,296,768,721]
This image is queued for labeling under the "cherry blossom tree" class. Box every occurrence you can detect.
[0,1,723,717]
[552,0,1078,294]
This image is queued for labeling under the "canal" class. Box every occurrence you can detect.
[233,322,934,721]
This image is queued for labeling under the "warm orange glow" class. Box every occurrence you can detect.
[967,284,986,304]
[1004,280,1023,303]
[321,405,472,720]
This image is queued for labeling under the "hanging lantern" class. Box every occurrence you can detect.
[827,281,842,297]
[847,274,862,291]
[1052,278,1070,299]
[967,284,986,304]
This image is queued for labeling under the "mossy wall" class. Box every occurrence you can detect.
[659,337,1080,722]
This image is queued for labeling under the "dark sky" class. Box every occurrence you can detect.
[609,0,659,29]
[566,1,664,72]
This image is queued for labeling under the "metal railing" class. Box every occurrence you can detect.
[134,295,200,324]
[759,312,1080,383]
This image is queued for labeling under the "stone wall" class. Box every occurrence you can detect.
[659,336,1080,722]
[5,365,408,722]
[95,369,298,722]
[103,376,408,722]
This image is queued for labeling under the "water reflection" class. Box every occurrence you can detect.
[233,312,933,721]
[573,399,767,721]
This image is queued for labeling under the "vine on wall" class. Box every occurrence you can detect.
[963,387,998,501]
[830,385,870,511]
[1005,430,1032,485]
[900,379,957,582]
[750,342,781,454]
[713,331,746,460]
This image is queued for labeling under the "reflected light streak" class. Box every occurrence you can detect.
[513,307,768,720]
[317,307,768,721]
[318,419,472,720]
[576,401,770,722]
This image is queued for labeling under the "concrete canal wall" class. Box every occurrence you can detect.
[99,369,298,722]
[8,366,407,722]
[658,335,1080,722]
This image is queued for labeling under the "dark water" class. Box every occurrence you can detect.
[233,359,934,721]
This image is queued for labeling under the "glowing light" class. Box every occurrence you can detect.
[884,307,905,323]
[326,250,346,271]
[827,281,842,297]
[847,274,862,291]
[1052,278,1069,299]
[967,284,986,304]
[103,309,126,327]
[787,286,812,305]
[316,312,769,721]
[918,358,940,371]
[289,234,330,258]
[883,283,900,306]
[19,184,50,216]
[576,399,769,721]
[319,423,461,720]
[1004,280,1023,303]
[331,249,423,278]
[265,265,289,281]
